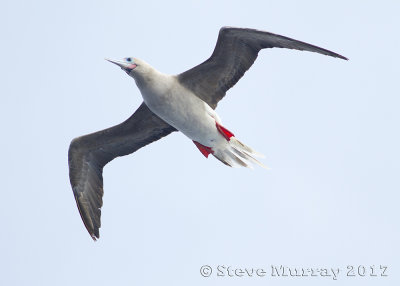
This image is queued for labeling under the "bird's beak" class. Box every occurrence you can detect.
[105,58,132,70]
[105,58,137,74]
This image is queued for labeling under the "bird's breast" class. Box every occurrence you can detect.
[138,76,219,144]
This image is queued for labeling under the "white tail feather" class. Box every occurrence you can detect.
[213,137,267,169]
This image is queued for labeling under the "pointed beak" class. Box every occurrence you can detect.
[105,58,137,73]
[105,58,130,69]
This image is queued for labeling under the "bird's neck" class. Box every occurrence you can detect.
[132,66,158,87]
[133,66,173,97]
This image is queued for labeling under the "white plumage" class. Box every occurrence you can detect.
[130,58,264,168]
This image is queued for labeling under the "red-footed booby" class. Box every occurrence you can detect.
[68,27,347,240]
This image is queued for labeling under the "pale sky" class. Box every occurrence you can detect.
[1,0,399,285]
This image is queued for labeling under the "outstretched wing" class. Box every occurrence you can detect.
[178,27,347,109]
[68,102,176,240]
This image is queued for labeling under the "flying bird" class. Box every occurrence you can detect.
[68,27,347,240]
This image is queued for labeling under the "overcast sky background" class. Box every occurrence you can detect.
[1,1,399,285]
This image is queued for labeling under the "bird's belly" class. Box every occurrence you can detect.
[142,88,222,147]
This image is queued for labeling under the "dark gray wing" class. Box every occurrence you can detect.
[178,27,348,109]
[68,102,176,240]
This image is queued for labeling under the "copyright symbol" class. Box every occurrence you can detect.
[200,265,212,277]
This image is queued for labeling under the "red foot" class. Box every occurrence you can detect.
[193,141,214,158]
[215,122,235,141]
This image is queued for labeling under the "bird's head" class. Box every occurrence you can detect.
[105,57,151,80]
[106,57,137,74]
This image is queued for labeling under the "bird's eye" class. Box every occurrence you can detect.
[126,57,132,62]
